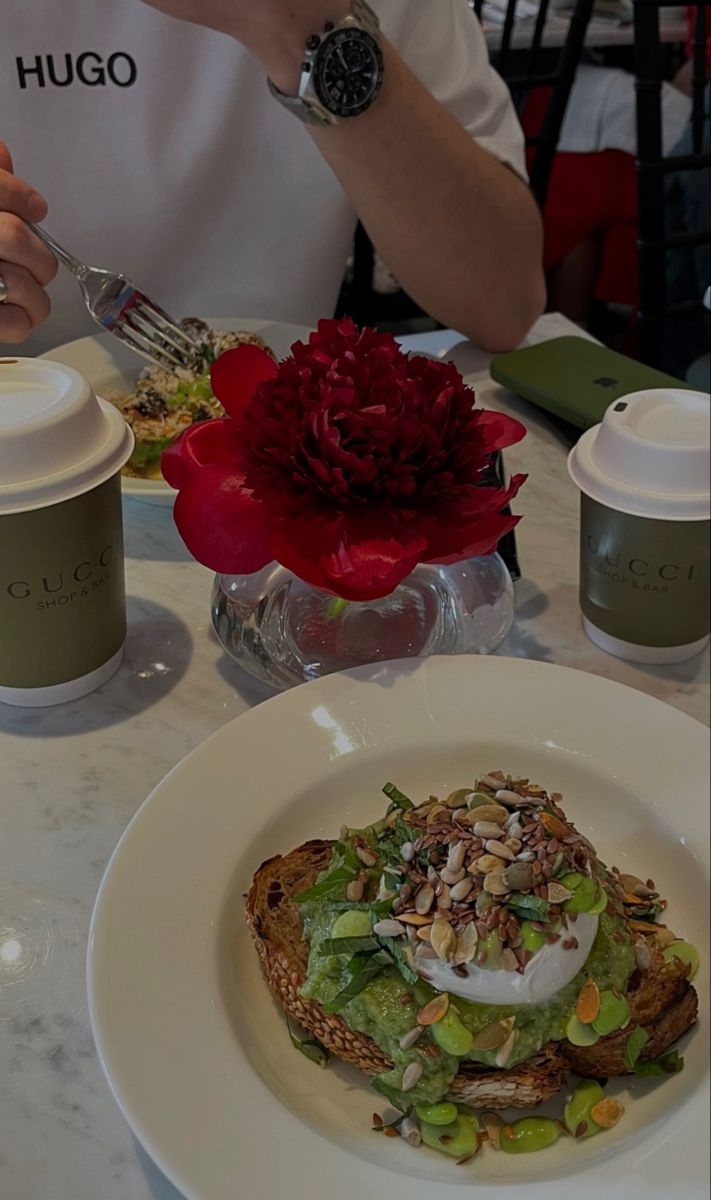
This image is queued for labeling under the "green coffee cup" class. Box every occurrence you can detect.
[0,357,133,705]
[569,388,710,664]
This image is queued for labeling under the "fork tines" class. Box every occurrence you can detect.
[116,293,198,371]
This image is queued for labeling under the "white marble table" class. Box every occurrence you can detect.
[1,314,707,1200]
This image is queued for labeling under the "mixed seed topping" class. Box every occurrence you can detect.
[376,771,618,976]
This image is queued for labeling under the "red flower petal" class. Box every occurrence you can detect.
[475,409,527,451]
[423,513,522,565]
[272,513,428,602]
[161,418,240,489]
[172,464,271,575]
[210,345,279,418]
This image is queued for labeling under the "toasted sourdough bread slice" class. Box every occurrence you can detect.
[245,841,697,1108]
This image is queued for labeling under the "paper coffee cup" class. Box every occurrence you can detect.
[568,388,710,664]
[0,357,133,706]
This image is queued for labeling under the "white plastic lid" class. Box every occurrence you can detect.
[0,357,133,514]
[568,388,710,521]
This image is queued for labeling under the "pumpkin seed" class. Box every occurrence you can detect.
[431,916,458,961]
[399,912,435,926]
[471,1016,515,1051]
[416,925,432,942]
[346,880,364,902]
[440,867,465,885]
[417,993,450,1025]
[356,845,378,867]
[589,1098,625,1129]
[445,788,474,808]
[473,853,503,874]
[547,881,574,904]
[576,979,601,1025]
[502,862,535,890]
[400,1117,422,1146]
[483,871,510,896]
[468,805,508,825]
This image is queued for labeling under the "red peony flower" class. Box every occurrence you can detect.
[162,318,527,602]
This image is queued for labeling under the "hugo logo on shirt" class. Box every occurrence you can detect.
[16,52,137,90]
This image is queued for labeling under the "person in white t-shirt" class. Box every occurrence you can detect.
[0,0,544,356]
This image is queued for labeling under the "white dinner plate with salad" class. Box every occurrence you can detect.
[42,318,313,505]
[87,656,709,1200]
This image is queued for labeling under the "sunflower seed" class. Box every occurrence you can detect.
[473,821,506,840]
[485,839,516,861]
[400,1117,421,1146]
[437,883,453,911]
[374,919,406,937]
[440,867,465,885]
[400,842,415,862]
[634,940,652,971]
[399,1025,424,1050]
[450,877,474,902]
[401,1062,424,1092]
[505,838,522,854]
[447,841,467,872]
[346,879,364,902]
[471,1016,515,1050]
[494,789,526,807]
[479,774,505,790]
[454,922,479,964]
[356,845,378,867]
[445,788,474,808]
[416,925,432,942]
[415,883,435,915]
[516,850,536,862]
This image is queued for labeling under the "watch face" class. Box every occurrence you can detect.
[314,28,384,118]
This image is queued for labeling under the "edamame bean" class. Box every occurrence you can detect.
[592,989,630,1036]
[415,1101,458,1127]
[588,885,609,915]
[432,1008,474,1056]
[662,940,700,980]
[421,1113,481,1159]
[563,876,598,914]
[331,909,372,938]
[565,1012,600,1047]
[482,929,502,967]
[563,1078,605,1138]
[561,872,584,891]
[519,920,546,954]
[500,1117,561,1153]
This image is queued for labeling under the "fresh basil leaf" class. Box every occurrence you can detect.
[380,937,419,985]
[323,957,385,1013]
[633,1050,684,1076]
[506,893,551,920]
[287,1019,330,1069]
[332,840,361,871]
[623,1025,649,1070]
[383,782,414,811]
[293,866,356,903]
[318,936,379,957]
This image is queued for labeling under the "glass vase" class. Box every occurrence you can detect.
[211,554,515,691]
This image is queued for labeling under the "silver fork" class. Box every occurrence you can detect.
[30,224,198,372]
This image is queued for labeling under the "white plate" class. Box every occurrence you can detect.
[42,318,314,505]
[87,657,709,1200]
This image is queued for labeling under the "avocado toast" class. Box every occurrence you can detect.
[246,771,698,1154]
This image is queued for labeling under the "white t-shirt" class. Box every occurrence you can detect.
[3,0,525,355]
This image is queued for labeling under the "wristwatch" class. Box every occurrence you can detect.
[267,0,384,126]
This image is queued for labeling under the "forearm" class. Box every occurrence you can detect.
[311,42,545,351]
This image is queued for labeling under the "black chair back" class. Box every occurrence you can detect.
[472,0,595,206]
[634,0,710,368]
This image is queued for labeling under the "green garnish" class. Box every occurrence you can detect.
[633,1050,684,1076]
[324,956,387,1013]
[294,866,356,903]
[287,1019,330,1069]
[623,1025,649,1070]
[382,937,419,985]
[506,892,551,921]
[318,936,379,957]
[382,782,414,810]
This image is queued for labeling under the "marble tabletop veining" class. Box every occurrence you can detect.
[1,315,708,1200]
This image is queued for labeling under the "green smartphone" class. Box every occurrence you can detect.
[490,336,688,430]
